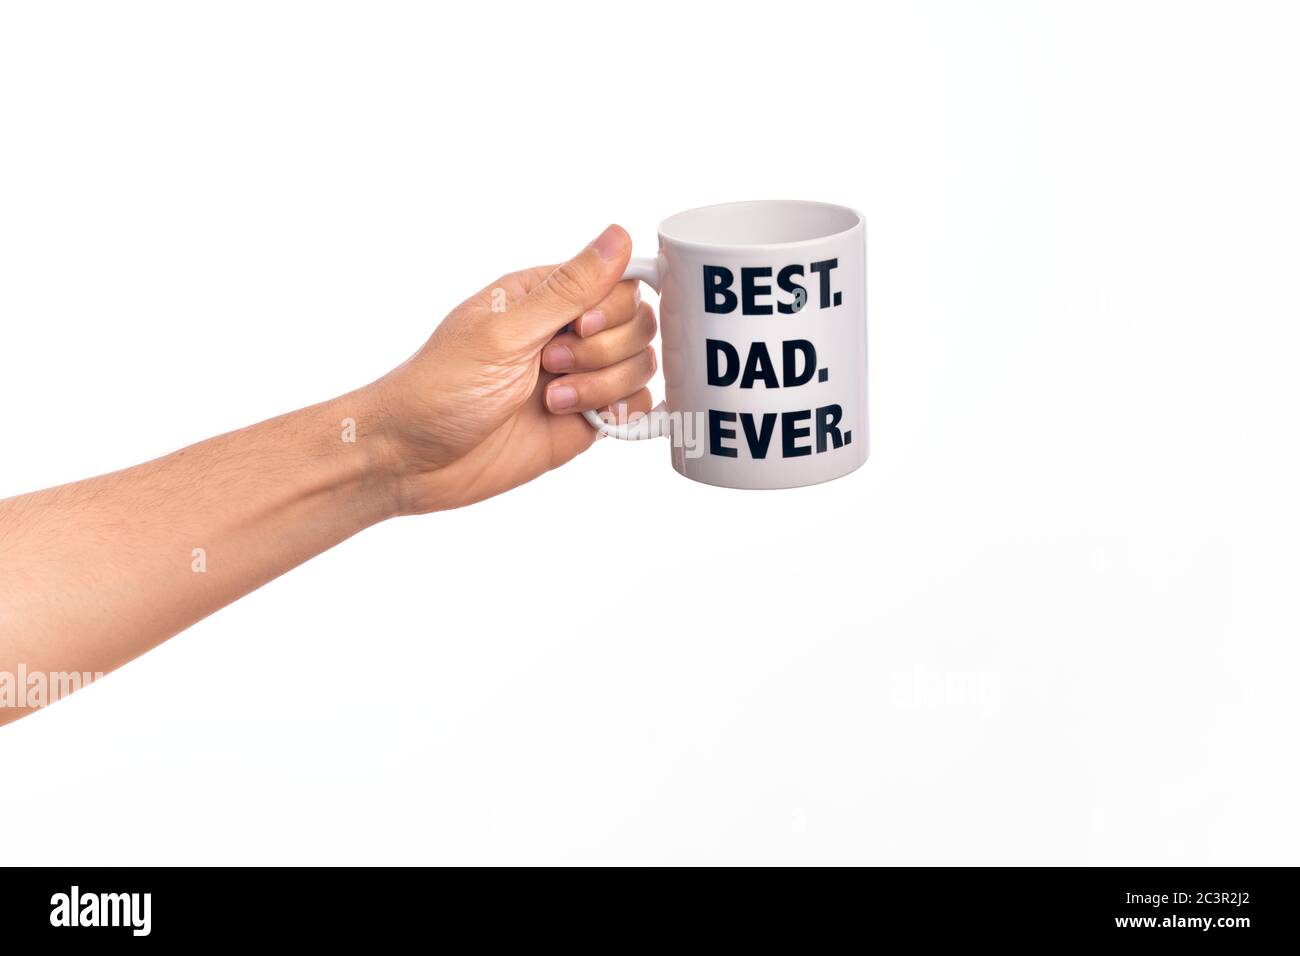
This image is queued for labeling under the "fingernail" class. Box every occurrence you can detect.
[578,309,607,337]
[547,383,578,411]
[542,343,575,371]
[590,224,623,261]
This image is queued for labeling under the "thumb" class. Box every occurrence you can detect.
[513,224,631,347]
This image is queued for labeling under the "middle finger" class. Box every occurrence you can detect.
[542,301,657,373]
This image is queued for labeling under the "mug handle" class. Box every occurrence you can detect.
[581,256,671,440]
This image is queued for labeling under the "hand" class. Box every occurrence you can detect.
[0,223,657,718]
[368,224,658,513]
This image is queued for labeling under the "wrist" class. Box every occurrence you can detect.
[342,377,466,518]
[319,385,410,524]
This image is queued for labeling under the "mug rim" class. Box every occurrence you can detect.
[657,199,865,252]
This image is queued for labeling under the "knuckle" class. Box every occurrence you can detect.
[587,342,620,372]
[640,306,658,339]
[580,340,610,370]
[620,280,641,312]
[588,335,624,370]
[544,262,590,307]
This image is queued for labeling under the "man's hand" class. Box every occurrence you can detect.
[0,224,656,724]
[369,224,658,513]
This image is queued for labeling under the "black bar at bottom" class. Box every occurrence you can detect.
[0,866,1292,943]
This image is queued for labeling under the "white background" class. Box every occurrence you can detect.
[2,1,1297,865]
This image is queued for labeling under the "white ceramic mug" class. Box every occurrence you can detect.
[585,200,868,489]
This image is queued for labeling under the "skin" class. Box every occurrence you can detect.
[0,224,655,726]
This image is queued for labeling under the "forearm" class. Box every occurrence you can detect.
[0,388,398,722]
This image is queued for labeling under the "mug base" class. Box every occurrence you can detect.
[670,448,869,491]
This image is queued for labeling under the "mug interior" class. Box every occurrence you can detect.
[659,200,862,248]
